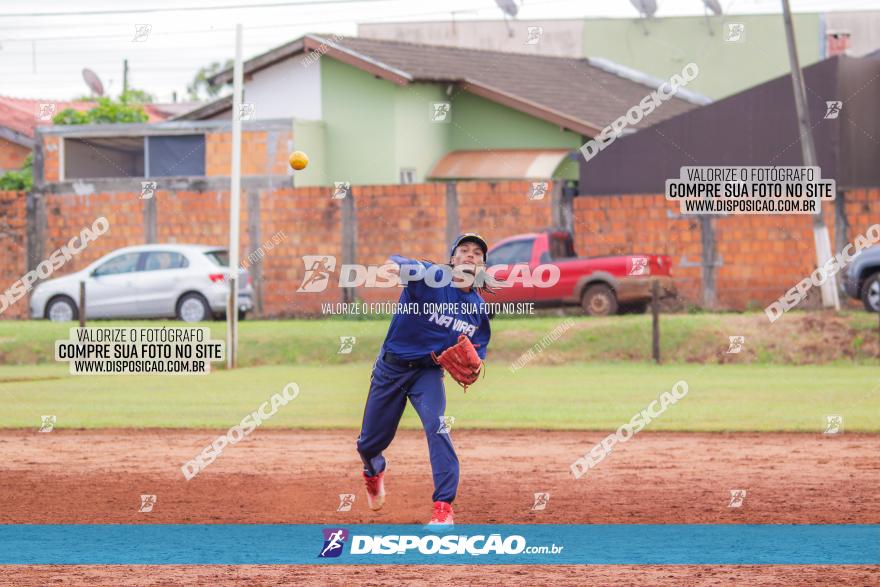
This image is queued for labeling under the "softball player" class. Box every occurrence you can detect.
[356,234,491,526]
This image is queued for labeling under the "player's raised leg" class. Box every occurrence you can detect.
[356,359,408,510]
[407,367,459,526]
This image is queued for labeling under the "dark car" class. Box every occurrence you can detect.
[844,246,880,312]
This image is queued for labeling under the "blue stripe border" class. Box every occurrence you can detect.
[0,524,877,565]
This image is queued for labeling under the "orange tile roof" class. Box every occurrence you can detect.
[0,96,176,143]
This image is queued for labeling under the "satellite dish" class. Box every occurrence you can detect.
[703,0,723,16]
[495,0,519,38]
[630,0,658,18]
[82,68,104,97]
[495,0,518,19]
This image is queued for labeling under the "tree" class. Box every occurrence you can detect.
[0,89,154,190]
[120,88,156,104]
[187,59,233,101]
[0,154,33,191]
[52,96,149,125]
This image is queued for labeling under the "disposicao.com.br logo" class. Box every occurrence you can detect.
[297,255,560,292]
[318,527,563,557]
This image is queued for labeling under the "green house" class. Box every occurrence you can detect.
[183,35,700,187]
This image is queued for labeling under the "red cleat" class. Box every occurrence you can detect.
[427,501,454,526]
[363,470,385,511]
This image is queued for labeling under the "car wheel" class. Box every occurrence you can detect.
[176,293,211,322]
[861,273,880,312]
[581,284,618,316]
[46,296,78,322]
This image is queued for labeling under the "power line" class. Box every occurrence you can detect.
[0,0,391,18]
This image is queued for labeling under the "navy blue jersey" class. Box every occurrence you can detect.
[381,255,490,360]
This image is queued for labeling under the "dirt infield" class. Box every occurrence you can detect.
[1,429,878,585]
[4,565,878,586]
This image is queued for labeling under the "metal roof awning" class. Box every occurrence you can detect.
[428,149,572,180]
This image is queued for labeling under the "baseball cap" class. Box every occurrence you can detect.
[450,233,488,258]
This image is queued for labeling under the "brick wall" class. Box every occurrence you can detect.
[353,181,553,308]
[261,187,342,314]
[44,192,144,266]
[0,191,28,319]
[39,128,292,182]
[4,183,877,320]
[205,129,292,177]
[575,190,880,310]
[354,183,448,306]
[573,194,704,304]
[43,136,60,182]
[458,181,553,247]
[0,138,30,173]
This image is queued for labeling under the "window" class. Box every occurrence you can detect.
[400,168,416,184]
[548,235,576,260]
[65,137,144,179]
[204,250,229,267]
[63,134,205,179]
[143,251,189,271]
[487,240,534,266]
[93,253,141,277]
[146,135,206,177]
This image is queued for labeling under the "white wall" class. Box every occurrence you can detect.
[245,54,322,121]
[824,11,880,56]
[359,20,583,58]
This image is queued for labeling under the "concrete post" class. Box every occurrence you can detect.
[247,189,262,315]
[445,182,459,246]
[341,185,357,304]
[699,215,717,309]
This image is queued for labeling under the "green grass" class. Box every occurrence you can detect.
[1,315,877,431]
[2,312,879,366]
[1,363,877,432]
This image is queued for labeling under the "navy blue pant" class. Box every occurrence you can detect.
[356,356,459,503]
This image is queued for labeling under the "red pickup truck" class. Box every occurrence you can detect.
[484,231,675,316]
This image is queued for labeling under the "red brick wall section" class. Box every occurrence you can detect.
[353,183,448,307]
[0,138,30,173]
[713,213,821,310]
[458,181,553,248]
[573,190,880,310]
[837,188,880,246]
[43,136,60,182]
[42,192,145,274]
[0,191,28,319]
[205,129,292,177]
[573,194,704,305]
[4,184,877,320]
[261,186,342,317]
[347,181,554,310]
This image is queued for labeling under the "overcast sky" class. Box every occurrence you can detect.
[1,0,877,102]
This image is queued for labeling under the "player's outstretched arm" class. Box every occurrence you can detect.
[386,255,432,296]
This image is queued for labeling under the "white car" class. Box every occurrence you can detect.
[29,244,254,322]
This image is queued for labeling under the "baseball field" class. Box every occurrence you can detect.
[1,312,878,584]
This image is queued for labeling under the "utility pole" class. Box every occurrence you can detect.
[780,0,840,310]
[122,59,129,95]
[227,24,244,369]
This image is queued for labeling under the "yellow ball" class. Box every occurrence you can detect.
[289,150,309,171]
